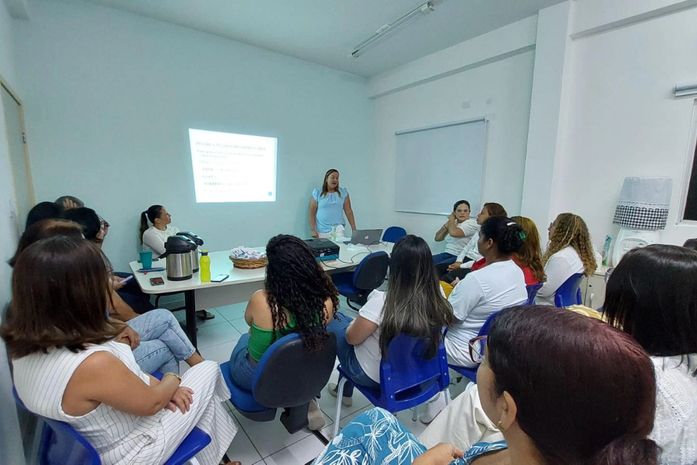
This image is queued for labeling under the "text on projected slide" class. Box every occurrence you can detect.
[189,128,277,203]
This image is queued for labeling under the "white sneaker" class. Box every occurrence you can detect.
[307,399,326,431]
[419,391,450,425]
[328,382,353,407]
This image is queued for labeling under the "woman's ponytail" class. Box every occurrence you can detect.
[139,211,149,242]
[589,436,658,465]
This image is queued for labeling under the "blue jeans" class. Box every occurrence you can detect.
[432,252,457,278]
[327,312,380,397]
[129,309,196,374]
[229,333,256,391]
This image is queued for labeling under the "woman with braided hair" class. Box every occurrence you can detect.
[228,234,338,430]
[536,213,597,305]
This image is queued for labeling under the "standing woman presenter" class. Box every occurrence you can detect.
[309,169,357,238]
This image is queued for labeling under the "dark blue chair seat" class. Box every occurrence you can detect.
[448,310,500,384]
[222,332,337,434]
[13,387,210,465]
[554,272,585,307]
[333,333,450,437]
[332,251,389,310]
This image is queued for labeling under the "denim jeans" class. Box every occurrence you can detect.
[432,252,457,278]
[327,312,380,397]
[229,333,256,391]
[129,309,196,374]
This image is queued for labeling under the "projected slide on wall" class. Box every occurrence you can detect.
[189,128,277,203]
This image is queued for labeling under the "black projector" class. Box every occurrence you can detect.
[304,238,340,261]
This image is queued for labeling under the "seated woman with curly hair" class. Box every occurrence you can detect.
[228,234,338,430]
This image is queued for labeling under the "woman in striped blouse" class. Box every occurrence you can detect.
[1,236,239,465]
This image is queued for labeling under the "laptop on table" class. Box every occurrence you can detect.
[345,229,383,245]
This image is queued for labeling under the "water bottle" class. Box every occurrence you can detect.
[200,250,211,283]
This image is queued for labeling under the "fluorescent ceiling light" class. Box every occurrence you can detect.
[351,1,435,59]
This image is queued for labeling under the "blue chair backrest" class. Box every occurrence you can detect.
[378,333,450,412]
[526,283,543,304]
[253,332,337,408]
[352,251,389,290]
[382,226,407,243]
[554,272,584,307]
[13,386,101,465]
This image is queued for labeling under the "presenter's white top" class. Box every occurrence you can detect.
[312,187,348,234]
[455,232,483,263]
[353,290,385,383]
[445,260,526,367]
[535,246,584,305]
[142,225,180,258]
[444,219,479,256]
[651,354,697,465]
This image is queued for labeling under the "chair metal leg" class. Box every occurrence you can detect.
[333,376,348,438]
[411,406,417,422]
[445,388,450,406]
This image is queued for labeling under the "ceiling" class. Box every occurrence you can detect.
[80,0,566,77]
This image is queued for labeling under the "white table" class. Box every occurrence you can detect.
[129,241,392,347]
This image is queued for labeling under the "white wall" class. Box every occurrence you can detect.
[0,0,28,462]
[369,18,536,251]
[14,0,375,271]
[548,1,697,248]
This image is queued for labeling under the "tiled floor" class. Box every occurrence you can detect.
[174,302,469,465]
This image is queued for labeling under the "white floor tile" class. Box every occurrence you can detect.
[215,303,247,322]
[226,424,263,465]
[395,407,429,438]
[196,320,242,349]
[263,433,327,465]
[231,408,326,459]
[199,340,239,364]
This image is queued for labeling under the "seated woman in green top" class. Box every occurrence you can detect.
[228,234,338,429]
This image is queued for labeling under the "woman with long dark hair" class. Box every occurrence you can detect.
[327,235,453,406]
[2,237,238,465]
[314,306,658,465]
[228,234,338,429]
[603,244,697,464]
[308,169,357,238]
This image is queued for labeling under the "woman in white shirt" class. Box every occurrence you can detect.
[535,213,597,305]
[442,202,508,282]
[445,216,527,368]
[326,235,454,404]
[2,236,239,465]
[433,200,478,275]
[140,205,180,258]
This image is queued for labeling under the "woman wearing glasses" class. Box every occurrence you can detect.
[314,306,658,465]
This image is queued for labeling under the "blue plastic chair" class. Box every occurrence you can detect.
[333,333,450,437]
[526,283,543,304]
[332,251,389,310]
[448,311,500,384]
[381,226,407,243]
[221,332,337,434]
[553,272,584,307]
[12,386,211,465]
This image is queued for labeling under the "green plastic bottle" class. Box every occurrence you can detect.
[200,250,211,283]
